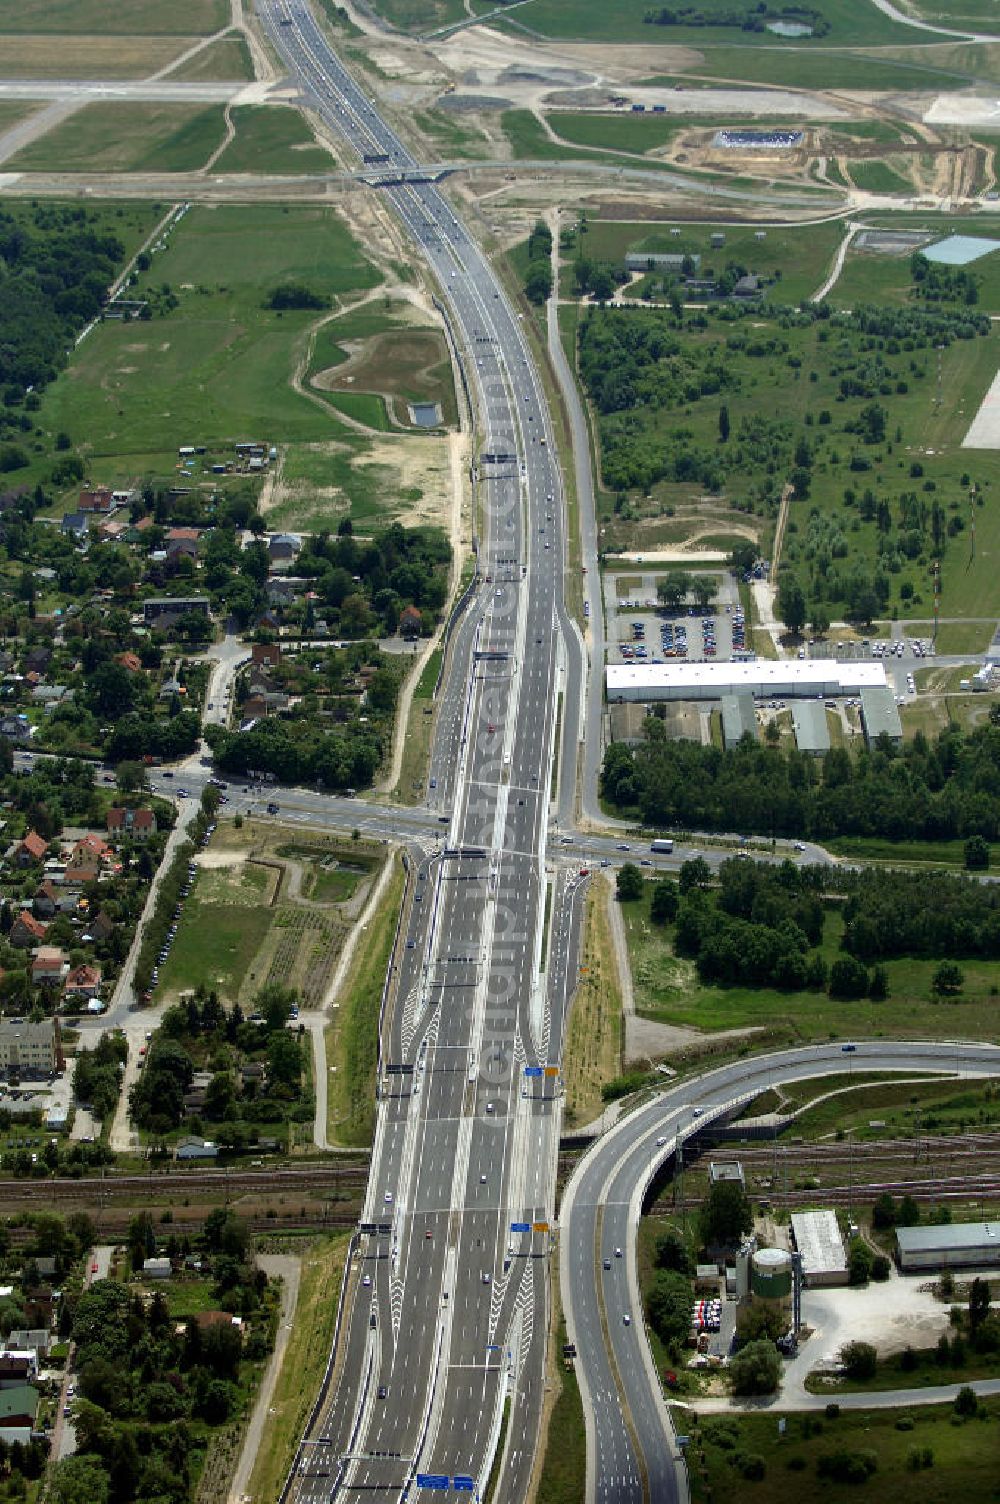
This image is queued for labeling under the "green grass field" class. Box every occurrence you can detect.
[492,0,911,44]
[7,102,227,172]
[158,898,269,1002]
[645,42,990,91]
[213,105,336,174]
[568,218,846,306]
[0,101,37,134]
[309,305,458,429]
[831,218,1000,312]
[848,158,916,194]
[0,0,228,31]
[546,111,684,156]
[691,1399,1000,1503]
[622,885,1000,1044]
[34,203,380,489]
[170,32,255,82]
[411,108,492,159]
[364,0,467,28]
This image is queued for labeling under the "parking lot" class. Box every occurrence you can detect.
[604,570,745,666]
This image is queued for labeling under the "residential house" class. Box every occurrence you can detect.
[63,963,102,1001]
[31,684,67,707]
[78,488,114,514]
[22,648,50,677]
[6,1327,51,1358]
[142,1257,172,1279]
[0,1016,60,1074]
[174,1137,219,1162]
[266,577,304,607]
[0,1353,36,1389]
[0,715,30,744]
[251,642,281,668]
[158,677,183,702]
[0,1385,38,1444]
[31,947,69,990]
[61,512,90,541]
[399,604,422,639]
[106,807,155,843]
[66,833,115,879]
[182,1071,213,1116]
[268,532,301,567]
[115,651,142,674]
[9,912,47,949]
[14,832,48,869]
[143,596,211,626]
[99,518,129,542]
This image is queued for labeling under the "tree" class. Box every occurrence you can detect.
[969,1276,991,1334]
[646,1269,694,1347]
[776,576,807,636]
[964,835,990,871]
[869,965,889,1001]
[898,1194,920,1227]
[840,1340,877,1379]
[650,880,679,924]
[657,572,689,611]
[718,404,730,443]
[729,1340,781,1395]
[616,862,644,902]
[848,1241,872,1286]
[736,1302,786,1347]
[691,575,715,611]
[51,1456,110,1504]
[699,1180,752,1246]
[954,1384,978,1418]
[678,856,710,894]
[932,962,964,996]
[829,955,869,1000]
[115,760,147,794]
[872,1192,897,1230]
[654,1228,694,1276]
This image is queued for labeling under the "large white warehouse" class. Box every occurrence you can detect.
[606,660,889,703]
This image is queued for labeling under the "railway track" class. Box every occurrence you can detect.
[0,1162,369,1204]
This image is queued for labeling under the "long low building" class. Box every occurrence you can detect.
[790,1208,848,1286]
[606,660,888,703]
[896,1221,1000,1271]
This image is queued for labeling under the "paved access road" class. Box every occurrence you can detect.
[254,3,585,1500]
[562,1040,1000,1504]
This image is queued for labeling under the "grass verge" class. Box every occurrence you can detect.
[535,1305,587,1504]
[563,882,623,1128]
[325,856,405,1146]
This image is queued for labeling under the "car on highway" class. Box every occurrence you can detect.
[362,1274,371,1287]
[384,1191,393,1203]
[378,1385,387,1399]
[623,1314,631,1326]
[603,1258,611,1270]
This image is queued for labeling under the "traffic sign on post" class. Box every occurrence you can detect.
[416,1475,449,1490]
[543,1066,559,1077]
[453,1477,475,1492]
[510,1222,530,1233]
[523,1066,543,1078]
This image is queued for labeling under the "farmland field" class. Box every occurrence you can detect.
[0,0,228,31]
[6,103,228,173]
[213,104,337,174]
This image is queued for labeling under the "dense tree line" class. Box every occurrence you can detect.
[910,253,979,306]
[601,718,1000,843]
[294,520,450,636]
[842,868,1000,962]
[73,1034,128,1123]
[675,859,829,990]
[645,5,829,34]
[522,219,553,305]
[0,205,127,403]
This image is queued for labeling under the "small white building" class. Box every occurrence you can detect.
[790,1209,848,1287]
[142,1257,173,1279]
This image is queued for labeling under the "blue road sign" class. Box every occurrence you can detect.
[416,1475,449,1490]
[510,1222,530,1233]
[485,1344,500,1352]
[523,1066,543,1078]
[453,1477,475,1492]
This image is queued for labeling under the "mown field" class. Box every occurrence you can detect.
[0,0,228,31]
[308,301,458,429]
[621,883,1000,1044]
[644,40,995,91]
[214,104,337,174]
[7,102,228,173]
[34,203,380,486]
[0,34,191,77]
[170,32,255,81]
[832,218,1000,311]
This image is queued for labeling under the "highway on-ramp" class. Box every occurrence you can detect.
[254,2,586,1500]
[561,1039,1000,1504]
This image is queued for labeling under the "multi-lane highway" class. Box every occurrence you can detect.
[562,1040,1000,1504]
[252,2,586,1499]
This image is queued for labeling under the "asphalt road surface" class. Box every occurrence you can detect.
[561,1040,1000,1504]
[254,2,583,1499]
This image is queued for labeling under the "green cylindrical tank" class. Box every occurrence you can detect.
[751,1247,792,1301]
